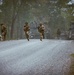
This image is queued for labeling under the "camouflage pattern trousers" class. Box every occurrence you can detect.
[2,32,6,41]
[25,31,29,41]
[40,32,44,41]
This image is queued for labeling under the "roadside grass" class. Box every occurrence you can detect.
[70,54,74,57]
[68,54,74,75]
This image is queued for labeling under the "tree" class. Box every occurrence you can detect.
[10,0,22,39]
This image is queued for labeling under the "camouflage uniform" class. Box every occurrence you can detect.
[24,22,30,41]
[38,23,45,41]
[1,24,7,41]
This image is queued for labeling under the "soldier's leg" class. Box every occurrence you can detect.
[4,34,6,41]
[26,31,29,41]
[2,35,4,41]
[0,35,2,41]
[25,32,27,39]
[42,32,44,39]
[2,32,4,41]
[40,32,43,41]
[0,37,1,41]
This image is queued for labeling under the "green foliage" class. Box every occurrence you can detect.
[0,0,73,39]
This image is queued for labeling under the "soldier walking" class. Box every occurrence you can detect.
[38,23,45,41]
[1,24,7,41]
[23,22,30,41]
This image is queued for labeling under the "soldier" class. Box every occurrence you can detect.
[23,22,30,41]
[38,23,45,41]
[57,28,61,39]
[1,24,7,41]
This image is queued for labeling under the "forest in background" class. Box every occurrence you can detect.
[0,0,74,39]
